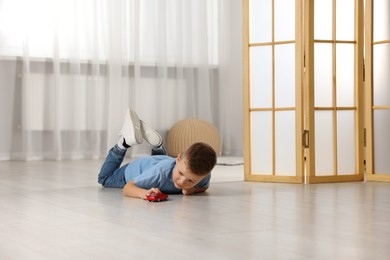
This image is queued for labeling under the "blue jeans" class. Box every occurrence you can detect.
[98,145,128,188]
[98,145,167,188]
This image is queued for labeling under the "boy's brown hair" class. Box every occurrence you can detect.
[182,142,217,176]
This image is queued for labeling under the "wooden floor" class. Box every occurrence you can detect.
[0,159,390,259]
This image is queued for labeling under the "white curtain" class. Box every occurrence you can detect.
[0,0,243,160]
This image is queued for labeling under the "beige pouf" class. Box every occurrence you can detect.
[167,118,221,157]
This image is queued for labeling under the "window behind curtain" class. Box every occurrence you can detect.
[0,0,218,65]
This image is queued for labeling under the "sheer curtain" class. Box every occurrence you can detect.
[0,0,243,160]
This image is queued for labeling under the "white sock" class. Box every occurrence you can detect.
[117,136,128,150]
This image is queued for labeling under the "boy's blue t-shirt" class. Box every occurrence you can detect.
[124,155,211,194]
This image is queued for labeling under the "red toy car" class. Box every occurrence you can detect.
[146,192,169,202]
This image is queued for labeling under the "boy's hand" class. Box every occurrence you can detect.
[123,181,162,200]
[182,188,195,195]
[144,188,161,200]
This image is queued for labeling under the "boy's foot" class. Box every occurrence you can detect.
[120,108,143,146]
[140,120,163,147]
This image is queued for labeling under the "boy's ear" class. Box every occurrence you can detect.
[176,153,181,163]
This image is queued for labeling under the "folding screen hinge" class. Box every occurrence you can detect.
[364,128,366,147]
[303,130,310,148]
[363,59,365,82]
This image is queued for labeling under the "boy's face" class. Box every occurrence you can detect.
[172,154,206,190]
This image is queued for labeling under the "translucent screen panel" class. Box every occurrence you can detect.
[336,0,354,41]
[374,110,390,174]
[275,44,295,108]
[250,46,272,108]
[314,0,332,40]
[373,43,390,106]
[315,111,334,175]
[373,0,390,42]
[251,112,273,175]
[249,0,272,43]
[337,111,356,175]
[274,0,295,41]
[275,111,296,176]
[336,44,355,107]
[315,43,333,107]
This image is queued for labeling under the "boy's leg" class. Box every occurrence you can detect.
[98,145,128,188]
[98,108,143,187]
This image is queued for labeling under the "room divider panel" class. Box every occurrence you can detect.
[243,0,366,183]
[243,0,304,183]
[304,0,365,183]
[365,0,390,182]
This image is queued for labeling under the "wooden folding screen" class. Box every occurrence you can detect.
[243,0,367,183]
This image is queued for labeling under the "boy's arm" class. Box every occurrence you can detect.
[182,186,208,195]
[122,180,160,199]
